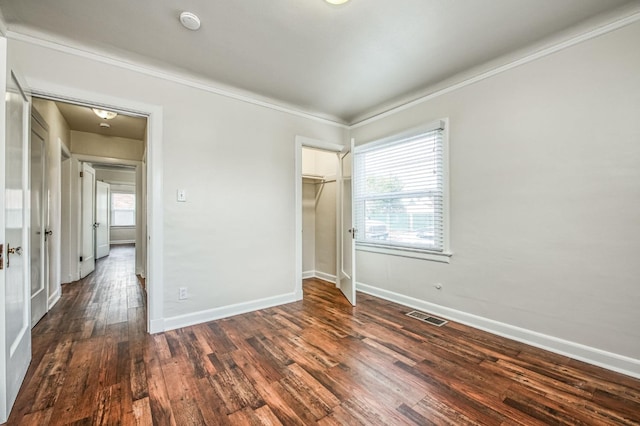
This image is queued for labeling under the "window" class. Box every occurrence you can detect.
[111,192,136,227]
[354,120,449,261]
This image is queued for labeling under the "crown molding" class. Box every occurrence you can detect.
[5,3,640,131]
[6,30,349,129]
[349,5,640,128]
[0,8,7,36]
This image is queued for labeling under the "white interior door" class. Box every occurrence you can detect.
[1,67,32,423]
[80,162,96,278]
[95,180,110,259]
[30,111,48,327]
[338,140,356,306]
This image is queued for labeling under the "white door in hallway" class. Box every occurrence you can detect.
[80,162,96,278]
[95,180,110,259]
[30,110,48,327]
[338,140,356,306]
[1,65,32,423]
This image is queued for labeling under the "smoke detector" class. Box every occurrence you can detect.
[180,12,201,31]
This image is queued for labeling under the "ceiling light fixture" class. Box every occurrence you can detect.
[92,108,118,120]
[325,0,350,4]
[180,12,201,31]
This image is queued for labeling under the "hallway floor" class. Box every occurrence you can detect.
[7,245,147,425]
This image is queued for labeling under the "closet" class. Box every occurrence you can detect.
[301,147,339,283]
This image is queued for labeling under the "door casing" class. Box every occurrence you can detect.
[26,85,164,334]
[294,136,354,303]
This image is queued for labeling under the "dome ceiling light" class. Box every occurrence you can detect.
[325,0,350,4]
[92,108,118,120]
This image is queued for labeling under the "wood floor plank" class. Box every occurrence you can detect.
[130,397,153,426]
[5,249,640,425]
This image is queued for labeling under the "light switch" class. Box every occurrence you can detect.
[177,189,187,202]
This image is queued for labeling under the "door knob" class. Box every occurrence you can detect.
[8,246,22,255]
[45,229,53,241]
[7,244,22,268]
[93,222,100,229]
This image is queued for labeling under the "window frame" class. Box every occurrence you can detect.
[354,119,451,263]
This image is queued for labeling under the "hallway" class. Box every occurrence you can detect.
[7,245,149,425]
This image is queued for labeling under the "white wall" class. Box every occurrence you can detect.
[71,131,144,161]
[8,38,346,324]
[109,227,135,245]
[302,180,316,274]
[31,99,70,299]
[350,21,640,370]
[94,167,135,184]
[315,181,336,278]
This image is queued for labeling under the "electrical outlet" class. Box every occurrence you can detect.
[179,287,188,300]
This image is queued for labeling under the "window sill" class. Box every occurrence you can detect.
[356,243,452,263]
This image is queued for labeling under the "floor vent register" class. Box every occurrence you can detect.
[406,310,448,327]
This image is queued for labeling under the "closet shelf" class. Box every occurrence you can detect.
[302,174,324,181]
[302,174,336,185]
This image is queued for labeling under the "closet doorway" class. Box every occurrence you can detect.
[302,146,339,283]
[295,136,356,306]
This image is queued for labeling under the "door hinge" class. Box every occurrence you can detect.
[79,256,83,262]
[80,171,84,178]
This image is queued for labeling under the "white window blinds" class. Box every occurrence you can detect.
[354,123,445,252]
[111,192,136,226]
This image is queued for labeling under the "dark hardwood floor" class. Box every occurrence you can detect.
[5,245,640,425]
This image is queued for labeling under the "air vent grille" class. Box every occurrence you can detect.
[406,310,448,327]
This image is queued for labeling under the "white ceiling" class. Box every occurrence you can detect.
[1,0,637,123]
[54,101,147,140]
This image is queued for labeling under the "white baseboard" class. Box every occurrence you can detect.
[162,291,299,332]
[148,319,164,334]
[302,270,337,284]
[111,240,135,245]
[48,289,61,309]
[357,282,640,379]
[314,271,337,284]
